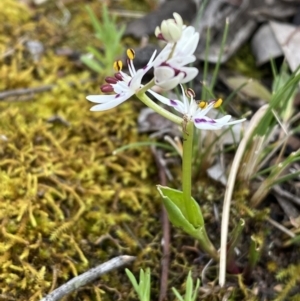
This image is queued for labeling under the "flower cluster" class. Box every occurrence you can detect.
[86,12,245,131]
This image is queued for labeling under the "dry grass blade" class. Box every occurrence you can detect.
[219,104,269,287]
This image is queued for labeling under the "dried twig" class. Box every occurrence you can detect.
[0,85,55,100]
[0,79,95,101]
[151,147,171,301]
[40,255,136,301]
[272,184,300,206]
[266,217,295,238]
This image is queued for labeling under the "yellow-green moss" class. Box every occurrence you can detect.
[0,1,162,299]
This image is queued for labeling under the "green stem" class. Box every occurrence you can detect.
[196,229,219,261]
[136,92,183,125]
[138,79,155,95]
[182,121,197,225]
[183,121,218,259]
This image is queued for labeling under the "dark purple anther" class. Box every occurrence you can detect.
[100,84,114,93]
[170,100,178,106]
[114,72,123,81]
[105,77,118,84]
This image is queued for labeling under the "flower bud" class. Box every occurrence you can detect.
[155,12,183,43]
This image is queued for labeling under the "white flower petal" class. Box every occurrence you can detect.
[179,84,189,113]
[113,81,129,94]
[168,55,196,66]
[227,118,247,125]
[120,71,131,83]
[193,116,229,130]
[90,94,130,111]
[155,73,183,90]
[173,12,183,27]
[169,23,181,41]
[86,94,117,103]
[179,67,198,83]
[130,69,144,90]
[154,66,175,82]
[181,32,199,55]
[153,47,170,67]
[148,89,185,114]
[213,115,233,124]
[146,50,157,69]
[193,115,245,131]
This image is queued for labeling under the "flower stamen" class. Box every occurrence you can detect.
[185,88,195,98]
[126,48,135,60]
[105,77,119,84]
[213,98,223,108]
[113,60,123,72]
[114,72,123,81]
[198,101,207,109]
[100,84,114,93]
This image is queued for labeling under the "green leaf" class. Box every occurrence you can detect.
[86,46,104,63]
[172,287,184,301]
[80,55,103,73]
[142,268,151,301]
[86,5,103,37]
[161,192,197,236]
[157,186,218,259]
[191,279,200,301]
[125,269,140,295]
[157,186,204,227]
[172,272,201,301]
[185,271,193,301]
[83,5,124,74]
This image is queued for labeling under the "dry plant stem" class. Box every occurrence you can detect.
[0,84,54,100]
[256,174,300,207]
[40,255,136,301]
[266,217,295,238]
[219,105,269,287]
[151,147,171,301]
[272,183,300,206]
[160,207,170,301]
